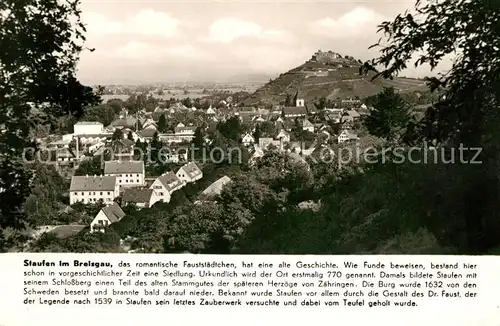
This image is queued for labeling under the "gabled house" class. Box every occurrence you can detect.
[206,106,216,115]
[69,175,119,205]
[104,161,145,188]
[277,130,291,143]
[242,133,255,146]
[302,119,314,133]
[149,172,184,203]
[249,144,264,166]
[142,119,157,130]
[338,130,359,143]
[176,162,203,183]
[90,203,125,233]
[122,188,160,209]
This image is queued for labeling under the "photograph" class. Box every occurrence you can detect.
[0,0,498,255]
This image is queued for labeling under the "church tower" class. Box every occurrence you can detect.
[294,90,305,107]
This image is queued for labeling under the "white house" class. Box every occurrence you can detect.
[69,175,119,205]
[277,130,291,143]
[142,119,157,130]
[104,161,145,188]
[242,133,255,146]
[206,106,216,115]
[302,119,315,133]
[74,121,104,135]
[122,188,160,209]
[161,147,188,163]
[90,203,125,233]
[338,130,359,143]
[174,125,196,135]
[149,172,185,203]
[176,162,203,184]
[249,145,264,166]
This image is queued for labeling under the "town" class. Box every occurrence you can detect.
[27,77,372,252]
[1,0,497,256]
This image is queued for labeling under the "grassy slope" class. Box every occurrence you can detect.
[244,61,427,105]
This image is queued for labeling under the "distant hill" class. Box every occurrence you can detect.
[243,50,428,106]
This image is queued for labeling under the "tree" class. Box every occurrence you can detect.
[24,164,68,226]
[253,124,262,143]
[291,118,303,140]
[106,99,123,114]
[83,105,115,126]
[284,94,292,107]
[361,0,500,253]
[158,114,167,133]
[192,127,204,149]
[364,87,411,142]
[0,0,100,242]
[74,157,103,176]
[149,132,162,163]
[362,0,500,148]
[315,97,327,110]
[112,128,124,140]
[127,131,134,141]
[217,117,243,141]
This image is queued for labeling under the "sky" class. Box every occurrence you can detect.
[76,0,444,85]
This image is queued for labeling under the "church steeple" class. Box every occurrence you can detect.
[294,89,304,107]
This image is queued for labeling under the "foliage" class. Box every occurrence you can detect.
[217,117,243,141]
[83,105,115,126]
[158,114,167,133]
[364,87,411,142]
[74,157,103,176]
[110,128,122,140]
[0,0,100,235]
[32,229,121,253]
[360,0,500,253]
[252,124,261,143]
[362,0,500,147]
[23,164,69,226]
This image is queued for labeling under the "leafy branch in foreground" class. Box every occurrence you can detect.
[361,0,500,146]
[0,0,100,241]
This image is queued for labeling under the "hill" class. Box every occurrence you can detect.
[243,50,428,105]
